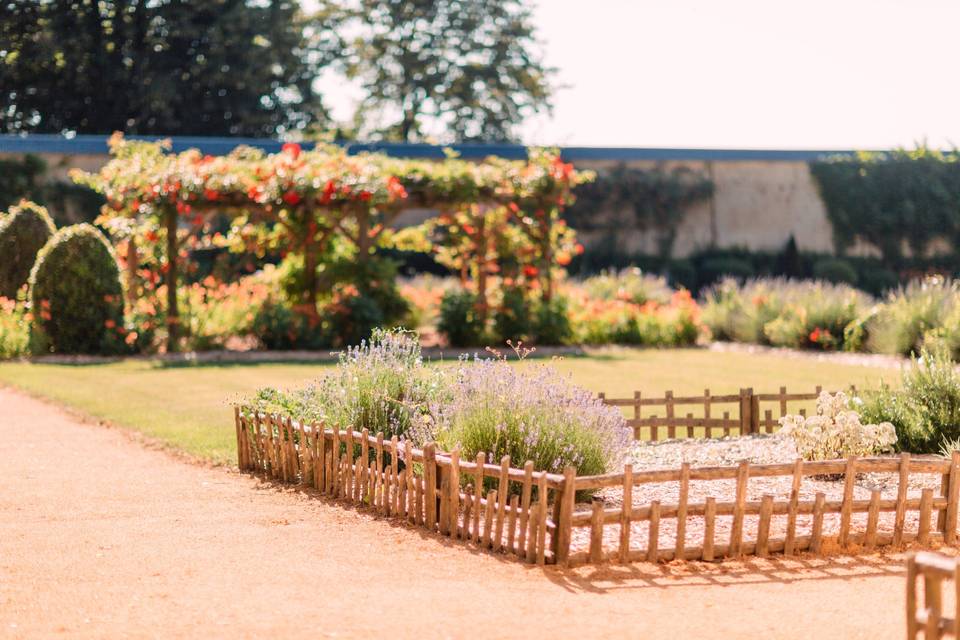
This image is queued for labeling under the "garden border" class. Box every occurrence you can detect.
[234,408,960,568]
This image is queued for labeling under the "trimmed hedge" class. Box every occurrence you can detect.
[0,200,56,298]
[29,224,125,354]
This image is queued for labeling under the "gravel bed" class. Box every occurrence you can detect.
[570,435,944,558]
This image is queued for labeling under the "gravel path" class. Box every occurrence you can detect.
[0,387,931,639]
[570,435,943,556]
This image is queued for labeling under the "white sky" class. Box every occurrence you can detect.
[313,0,960,149]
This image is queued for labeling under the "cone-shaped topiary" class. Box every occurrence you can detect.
[0,200,56,298]
[28,224,125,355]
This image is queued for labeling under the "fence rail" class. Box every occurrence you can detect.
[599,385,839,440]
[233,408,957,569]
[908,552,960,638]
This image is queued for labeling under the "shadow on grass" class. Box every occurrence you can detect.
[244,470,912,595]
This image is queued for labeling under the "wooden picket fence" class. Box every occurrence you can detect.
[908,552,960,638]
[565,453,960,566]
[234,409,564,565]
[233,409,960,568]
[599,385,836,441]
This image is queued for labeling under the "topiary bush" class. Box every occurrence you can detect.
[812,258,858,285]
[438,288,486,347]
[0,200,56,298]
[28,224,125,355]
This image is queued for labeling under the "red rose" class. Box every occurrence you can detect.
[283,191,302,206]
[523,265,539,277]
[282,143,302,160]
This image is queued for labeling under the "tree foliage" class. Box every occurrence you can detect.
[28,224,125,355]
[1,0,326,136]
[810,147,960,264]
[0,200,56,298]
[325,0,553,142]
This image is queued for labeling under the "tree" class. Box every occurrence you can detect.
[325,0,553,142]
[0,0,328,136]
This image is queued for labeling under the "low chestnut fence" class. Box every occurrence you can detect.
[908,552,960,638]
[234,409,959,568]
[599,385,839,440]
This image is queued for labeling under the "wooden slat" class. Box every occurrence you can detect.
[483,490,497,548]
[507,494,520,553]
[463,486,474,541]
[424,443,437,530]
[494,455,510,552]
[757,495,773,557]
[811,493,825,553]
[647,501,660,563]
[474,452,485,545]
[703,497,716,562]
[536,473,548,565]
[448,448,461,538]
[675,463,689,558]
[865,489,880,550]
[589,500,604,564]
[919,488,933,545]
[556,466,576,565]
[945,451,960,544]
[784,458,802,556]
[729,461,749,557]
[390,436,400,516]
[895,453,910,546]
[619,464,633,563]
[405,439,416,523]
[839,457,857,548]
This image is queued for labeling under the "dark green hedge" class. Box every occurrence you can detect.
[29,224,125,354]
[0,200,56,298]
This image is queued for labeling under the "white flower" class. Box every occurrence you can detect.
[778,391,898,461]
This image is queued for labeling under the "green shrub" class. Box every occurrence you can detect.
[438,289,486,347]
[0,291,30,358]
[866,277,956,356]
[0,200,56,298]
[812,258,858,285]
[493,287,533,344]
[28,224,125,354]
[580,268,673,305]
[251,298,327,350]
[534,297,573,345]
[702,277,870,350]
[858,350,960,454]
[699,256,755,283]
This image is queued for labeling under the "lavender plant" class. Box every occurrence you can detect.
[245,328,445,442]
[413,357,631,478]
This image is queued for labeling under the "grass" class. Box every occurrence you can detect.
[0,348,901,464]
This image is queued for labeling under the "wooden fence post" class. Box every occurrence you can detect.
[739,388,753,435]
[555,467,577,566]
[424,443,437,531]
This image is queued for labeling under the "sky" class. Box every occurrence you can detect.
[315,0,960,150]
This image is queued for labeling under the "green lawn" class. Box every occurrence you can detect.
[0,348,901,464]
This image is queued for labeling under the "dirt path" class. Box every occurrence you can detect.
[0,387,923,639]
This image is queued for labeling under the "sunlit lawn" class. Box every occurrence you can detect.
[0,348,901,464]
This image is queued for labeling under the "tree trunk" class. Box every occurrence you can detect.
[355,208,371,264]
[125,236,139,307]
[303,239,318,311]
[474,211,489,326]
[540,219,553,303]
[164,207,179,352]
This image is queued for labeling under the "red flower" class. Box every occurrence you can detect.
[282,143,302,160]
[321,180,337,204]
[204,189,220,202]
[144,230,158,242]
[809,328,822,343]
[387,176,408,199]
[176,201,191,215]
[574,243,585,255]
[556,252,572,266]
[104,319,116,329]
[508,202,520,213]
[358,190,372,202]
[523,265,539,278]
[282,191,302,206]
